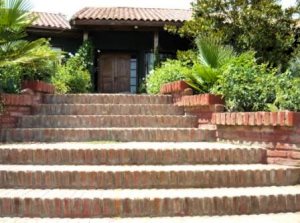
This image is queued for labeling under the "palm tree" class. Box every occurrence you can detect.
[184,35,235,93]
[0,0,58,67]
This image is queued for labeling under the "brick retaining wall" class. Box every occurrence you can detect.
[0,81,55,128]
[212,112,300,166]
[161,81,300,166]
[161,81,225,126]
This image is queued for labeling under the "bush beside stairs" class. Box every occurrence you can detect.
[0,93,299,222]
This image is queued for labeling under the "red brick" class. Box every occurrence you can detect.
[266,195,277,213]
[71,198,83,218]
[271,112,278,126]
[160,81,189,94]
[290,151,300,159]
[277,112,285,126]
[221,113,226,125]
[54,198,62,217]
[267,150,288,158]
[1,198,13,215]
[264,112,272,126]
[230,113,236,125]
[248,113,255,126]
[255,112,262,125]
[235,113,242,125]
[243,113,249,125]
[215,113,221,125]
[226,113,231,125]
[286,112,296,126]
[296,194,300,210]
[286,194,297,212]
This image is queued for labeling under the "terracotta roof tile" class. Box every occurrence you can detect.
[31,12,71,30]
[72,7,192,23]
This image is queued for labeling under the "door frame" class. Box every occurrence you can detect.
[97,52,134,93]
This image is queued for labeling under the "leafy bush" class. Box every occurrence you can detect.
[0,65,22,93]
[21,43,61,82]
[273,73,300,112]
[146,59,190,94]
[212,52,278,112]
[0,0,61,93]
[74,40,94,73]
[51,59,91,94]
[176,50,198,66]
[51,42,92,94]
[0,41,60,93]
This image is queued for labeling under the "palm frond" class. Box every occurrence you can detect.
[5,0,33,26]
[0,0,54,67]
[0,0,35,43]
[182,36,235,93]
[196,35,235,68]
[0,38,60,67]
[196,36,220,68]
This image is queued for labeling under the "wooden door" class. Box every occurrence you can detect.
[98,53,131,93]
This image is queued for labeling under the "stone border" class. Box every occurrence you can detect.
[212,112,299,127]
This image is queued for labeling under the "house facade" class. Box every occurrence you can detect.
[27,7,192,93]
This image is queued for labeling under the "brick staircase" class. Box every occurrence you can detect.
[0,94,299,222]
[0,94,214,142]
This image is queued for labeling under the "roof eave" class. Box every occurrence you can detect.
[71,19,184,28]
[29,25,71,31]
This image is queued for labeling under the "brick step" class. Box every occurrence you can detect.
[33,104,184,116]
[43,94,172,104]
[1,164,299,189]
[0,142,265,165]
[18,115,198,128]
[0,186,299,217]
[0,128,215,143]
[2,213,300,223]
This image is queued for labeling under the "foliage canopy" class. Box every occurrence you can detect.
[168,0,300,69]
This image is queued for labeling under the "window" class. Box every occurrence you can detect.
[145,52,175,75]
[130,58,137,93]
[145,53,155,75]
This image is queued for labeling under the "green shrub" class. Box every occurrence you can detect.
[0,65,22,93]
[212,52,278,112]
[51,66,69,94]
[176,50,198,66]
[146,59,189,94]
[20,42,60,82]
[66,53,92,93]
[73,40,94,79]
[52,59,91,94]
[273,73,300,112]
[51,42,92,94]
[0,41,60,93]
[22,58,59,82]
